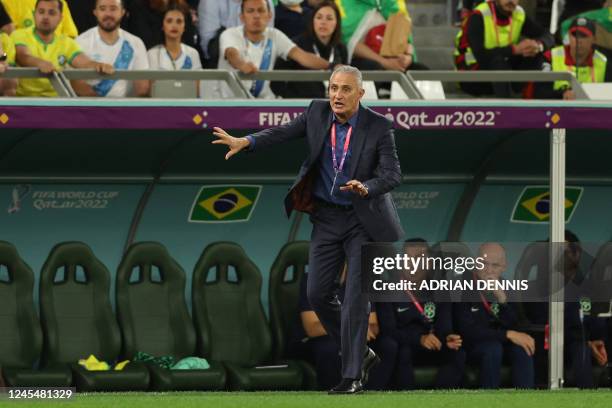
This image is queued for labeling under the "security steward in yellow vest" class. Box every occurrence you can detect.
[454,0,553,97]
[536,18,609,100]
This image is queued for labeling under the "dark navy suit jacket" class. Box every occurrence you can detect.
[249,99,405,242]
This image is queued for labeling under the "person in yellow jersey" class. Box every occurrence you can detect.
[536,18,610,100]
[0,29,17,95]
[11,0,114,97]
[454,0,554,97]
[1,0,78,38]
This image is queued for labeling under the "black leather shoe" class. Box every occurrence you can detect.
[361,347,380,386]
[328,378,363,394]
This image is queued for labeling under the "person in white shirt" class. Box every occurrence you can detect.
[198,0,275,62]
[76,0,150,97]
[216,0,329,99]
[148,1,201,97]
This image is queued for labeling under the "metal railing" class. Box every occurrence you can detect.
[1,67,592,100]
[408,70,590,99]
[0,67,72,97]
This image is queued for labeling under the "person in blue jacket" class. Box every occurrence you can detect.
[376,238,466,389]
[524,230,608,388]
[457,242,535,389]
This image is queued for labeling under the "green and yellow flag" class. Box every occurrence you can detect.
[511,186,583,223]
[189,185,261,223]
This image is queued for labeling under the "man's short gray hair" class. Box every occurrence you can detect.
[330,65,363,89]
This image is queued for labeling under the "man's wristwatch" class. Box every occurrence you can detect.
[0,52,7,62]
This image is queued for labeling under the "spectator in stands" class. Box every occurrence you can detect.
[376,239,466,389]
[524,231,607,389]
[123,0,198,50]
[198,0,275,67]
[558,1,612,56]
[536,18,610,100]
[271,0,347,98]
[287,264,397,390]
[215,0,329,99]
[274,0,313,40]
[335,0,407,47]
[65,0,97,33]
[0,29,16,95]
[11,0,113,97]
[454,0,554,98]
[457,242,535,389]
[336,0,424,98]
[1,0,78,38]
[77,0,150,97]
[0,2,13,34]
[148,0,201,96]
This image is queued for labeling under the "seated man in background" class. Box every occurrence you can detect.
[11,0,113,97]
[376,239,466,389]
[198,0,275,67]
[524,230,608,388]
[536,18,610,100]
[1,0,78,37]
[0,28,16,95]
[454,0,554,97]
[215,0,329,99]
[287,265,397,390]
[77,0,149,97]
[457,242,535,389]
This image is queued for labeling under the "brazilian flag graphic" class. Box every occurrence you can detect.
[511,186,583,223]
[189,185,261,223]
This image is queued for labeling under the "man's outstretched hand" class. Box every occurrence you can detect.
[212,127,251,160]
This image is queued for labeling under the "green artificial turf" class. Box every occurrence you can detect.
[3,390,612,408]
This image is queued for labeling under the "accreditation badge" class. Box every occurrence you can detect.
[424,301,436,321]
[490,302,500,318]
[579,296,592,315]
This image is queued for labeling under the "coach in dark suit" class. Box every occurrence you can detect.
[212,65,404,394]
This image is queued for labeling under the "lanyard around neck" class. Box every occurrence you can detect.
[330,123,352,174]
[163,46,182,70]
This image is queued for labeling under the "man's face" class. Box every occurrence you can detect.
[497,0,518,15]
[94,0,125,33]
[478,244,507,281]
[34,1,62,36]
[328,72,364,120]
[404,243,429,282]
[569,32,594,62]
[240,0,271,35]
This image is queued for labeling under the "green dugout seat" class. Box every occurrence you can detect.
[268,241,317,389]
[193,242,303,390]
[39,242,149,391]
[116,242,226,391]
[0,241,71,387]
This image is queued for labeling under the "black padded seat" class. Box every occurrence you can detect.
[116,242,226,391]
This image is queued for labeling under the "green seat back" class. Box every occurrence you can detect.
[192,242,271,366]
[0,242,42,368]
[116,242,195,360]
[40,242,120,365]
[268,241,309,361]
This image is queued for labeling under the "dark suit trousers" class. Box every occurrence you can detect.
[306,206,371,380]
